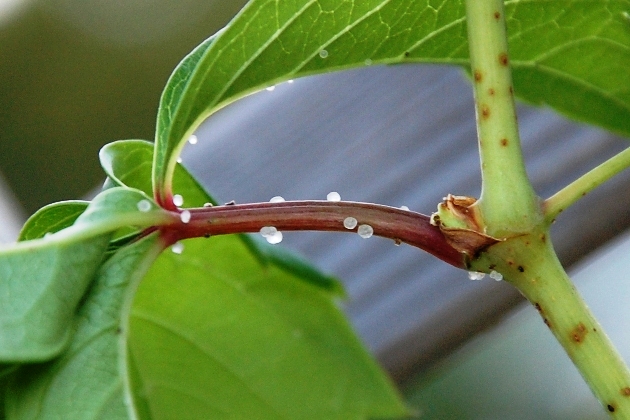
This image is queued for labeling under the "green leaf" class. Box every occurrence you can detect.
[6,233,164,420]
[0,232,111,361]
[101,139,343,293]
[0,187,171,362]
[100,139,219,208]
[126,235,408,419]
[506,1,630,137]
[18,201,89,242]
[153,0,630,200]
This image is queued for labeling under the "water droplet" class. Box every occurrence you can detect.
[270,196,285,203]
[137,199,151,212]
[319,49,328,58]
[176,157,183,163]
[364,58,373,66]
[400,205,410,211]
[287,79,294,84]
[172,242,184,254]
[266,86,276,91]
[173,194,184,207]
[468,271,485,281]
[266,231,283,244]
[357,224,373,239]
[260,226,277,238]
[44,232,52,238]
[489,270,503,281]
[203,202,213,207]
[343,217,357,229]
[327,191,341,201]
[188,135,198,145]
[180,210,191,223]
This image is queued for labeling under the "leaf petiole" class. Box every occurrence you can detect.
[544,147,630,222]
[160,200,466,269]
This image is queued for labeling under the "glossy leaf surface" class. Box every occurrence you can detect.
[6,233,163,420]
[0,187,171,362]
[153,0,630,201]
[127,235,407,420]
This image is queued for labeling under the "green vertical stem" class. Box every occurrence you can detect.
[472,232,630,418]
[465,1,630,417]
[465,0,540,237]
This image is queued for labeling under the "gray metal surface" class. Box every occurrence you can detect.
[181,64,630,383]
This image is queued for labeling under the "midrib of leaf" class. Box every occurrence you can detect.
[130,310,289,420]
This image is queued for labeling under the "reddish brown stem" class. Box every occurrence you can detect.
[161,200,466,269]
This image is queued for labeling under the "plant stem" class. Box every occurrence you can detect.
[465,1,630,416]
[465,0,540,237]
[471,230,630,418]
[545,147,630,222]
[160,200,466,269]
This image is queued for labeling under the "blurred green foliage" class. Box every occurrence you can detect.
[0,1,245,213]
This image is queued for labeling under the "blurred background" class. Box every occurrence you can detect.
[1,1,630,418]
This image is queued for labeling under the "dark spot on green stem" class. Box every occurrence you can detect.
[494,11,501,20]
[608,404,615,412]
[474,70,483,82]
[481,104,490,119]
[509,86,513,95]
[540,233,546,243]
[534,302,542,312]
[488,88,495,95]
[203,233,211,238]
[622,387,630,396]
[571,323,588,343]
[404,51,410,57]
[499,53,509,66]
[517,265,524,272]
[543,318,552,329]
[500,138,508,147]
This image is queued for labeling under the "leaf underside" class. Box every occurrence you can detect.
[154,0,630,199]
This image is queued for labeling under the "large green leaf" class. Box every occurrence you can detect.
[126,235,408,419]
[153,0,630,200]
[6,233,164,420]
[0,187,172,362]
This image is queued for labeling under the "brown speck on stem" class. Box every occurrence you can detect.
[481,104,491,119]
[543,318,552,329]
[621,387,630,396]
[499,53,509,66]
[517,265,525,272]
[488,88,495,95]
[540,233,546,243]
[571,323,588,343]
[404,51,410,57]
[500,138,508,147]
[493,11,501,20]
[608,404,616,413]
[509,86,514,95]
[474,70,483,82]
[534,302,542,312]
